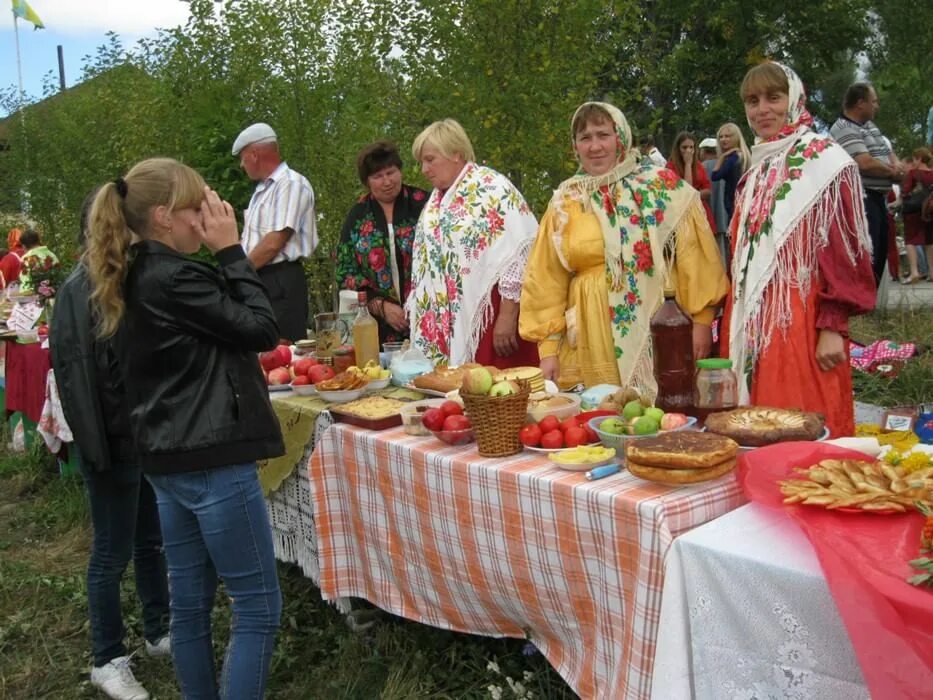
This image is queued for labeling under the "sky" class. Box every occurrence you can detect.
[1,0,193,114]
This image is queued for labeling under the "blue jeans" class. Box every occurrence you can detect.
[147,463,281,700]
[82,456,170,667]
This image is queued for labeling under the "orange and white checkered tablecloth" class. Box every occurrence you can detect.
[309,424,746,699]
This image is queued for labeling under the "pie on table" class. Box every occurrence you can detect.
[625,431,740,484]
[704,407,826,446]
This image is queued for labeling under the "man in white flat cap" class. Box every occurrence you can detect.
[233,122,317,341]
[699,136,729,268]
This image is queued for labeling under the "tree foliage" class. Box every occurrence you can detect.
[0,0,928,309]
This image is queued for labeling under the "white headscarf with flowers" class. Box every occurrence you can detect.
[550,102,701,398]
[728,62,872,402]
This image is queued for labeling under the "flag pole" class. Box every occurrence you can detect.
[13,13,25,110]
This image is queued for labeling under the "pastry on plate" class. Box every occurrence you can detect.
[704,407,825,446]
[625,431,739,484]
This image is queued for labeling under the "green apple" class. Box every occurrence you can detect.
[644,407,665,423]
[488,380,519,397]
[633,416,660,435]
[599,418,627,435]
[622,400,644,420]
[461,367,493,394]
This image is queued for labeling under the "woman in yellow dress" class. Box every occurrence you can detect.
[519,102,729,395]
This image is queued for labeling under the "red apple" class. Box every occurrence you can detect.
[442,414,471,431]
[519,423,542,447]
[292,357,317,377]
[275,344,292,365]
[439,400,464,418]
[540,429,564,449]
[291,375,311,386]
[660,413,690,431]
[260,350,284,371]
[309,365,335,385]
[422,408,446,432]
[583,423,599,444]
[268,367,291,385]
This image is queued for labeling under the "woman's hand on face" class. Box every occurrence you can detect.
[540,355,559,381]
[692,323,712,361]
[199,187,239,253]
[815,329,846,371]
[383,301,409,332]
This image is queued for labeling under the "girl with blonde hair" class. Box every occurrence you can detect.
[86,157,284,699]
[712,121,751,225]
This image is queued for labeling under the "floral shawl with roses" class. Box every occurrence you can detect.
[551,102,703,397]
[728,63,872,403]
[408,163,538,365]
[335,185,428,342]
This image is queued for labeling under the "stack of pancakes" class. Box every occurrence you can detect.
[625,431,740,484]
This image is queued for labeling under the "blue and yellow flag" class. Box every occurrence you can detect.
[12,0,44,29]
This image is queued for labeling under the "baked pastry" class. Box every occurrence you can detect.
[335,397,406,420]
[704,407,825,446]
[628,458,737,484]
[626,431,739,470]
[624,431,739,484]
[413,364,484,393]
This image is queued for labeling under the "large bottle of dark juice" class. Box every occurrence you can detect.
[650,289,694,413]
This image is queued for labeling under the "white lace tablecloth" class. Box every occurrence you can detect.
[651,503,869,699]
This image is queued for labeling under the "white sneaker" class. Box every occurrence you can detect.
[144,634,171,658]
[90,656,150,700]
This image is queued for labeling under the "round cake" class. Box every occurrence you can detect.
[704,407,825,446]
[625,431,739,485]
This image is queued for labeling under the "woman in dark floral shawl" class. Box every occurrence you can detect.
[336,141,428,343]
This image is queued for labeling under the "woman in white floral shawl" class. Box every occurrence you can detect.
[408,119,539,368]
[721,62,876,437]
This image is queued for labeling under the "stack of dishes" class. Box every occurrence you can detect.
[493,366,545,393]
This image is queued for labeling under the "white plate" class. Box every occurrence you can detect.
[404,384,448,398]
[702,425,830,450]
[524,441,602,454]
[316,388,366,403]
[289,384,317,396]
[547,455,616,472]
[268,384,292,393]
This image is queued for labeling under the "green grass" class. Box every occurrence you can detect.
[0,439,572,699]
[1,308,928,699]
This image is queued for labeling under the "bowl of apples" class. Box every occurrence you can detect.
[423,400,475,446]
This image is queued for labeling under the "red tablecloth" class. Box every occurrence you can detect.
[740,442,933,699]
[4,339,50,423]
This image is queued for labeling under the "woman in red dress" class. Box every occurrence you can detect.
[722,62,876,437]
[901,147,933,283]
[667,131,718,233]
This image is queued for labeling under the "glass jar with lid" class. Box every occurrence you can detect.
[694,358,738,424]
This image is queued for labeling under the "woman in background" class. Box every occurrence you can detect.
[336,141,428,343]
[901,147,933,283]
[711,122,751,225]
[667,131,717,232]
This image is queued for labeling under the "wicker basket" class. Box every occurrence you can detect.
[460,381,531,457]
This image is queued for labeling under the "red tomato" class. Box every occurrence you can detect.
[564,426,589,448]
[538,416,561,434]
[559,417,580,434]
[439,400,464,417]
[519,424,542,447]
[422,408,446,432]
[540,429,564,449]
[583,423,599,444]
[442,414,471,431]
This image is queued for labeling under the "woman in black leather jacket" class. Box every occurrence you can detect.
[51,190,171,699]
[86,158,285,700]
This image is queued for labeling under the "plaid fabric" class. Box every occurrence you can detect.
[309,425,746,698]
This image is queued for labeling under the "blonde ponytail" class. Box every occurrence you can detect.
[87,182,133,337]
[85,157,206,338]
